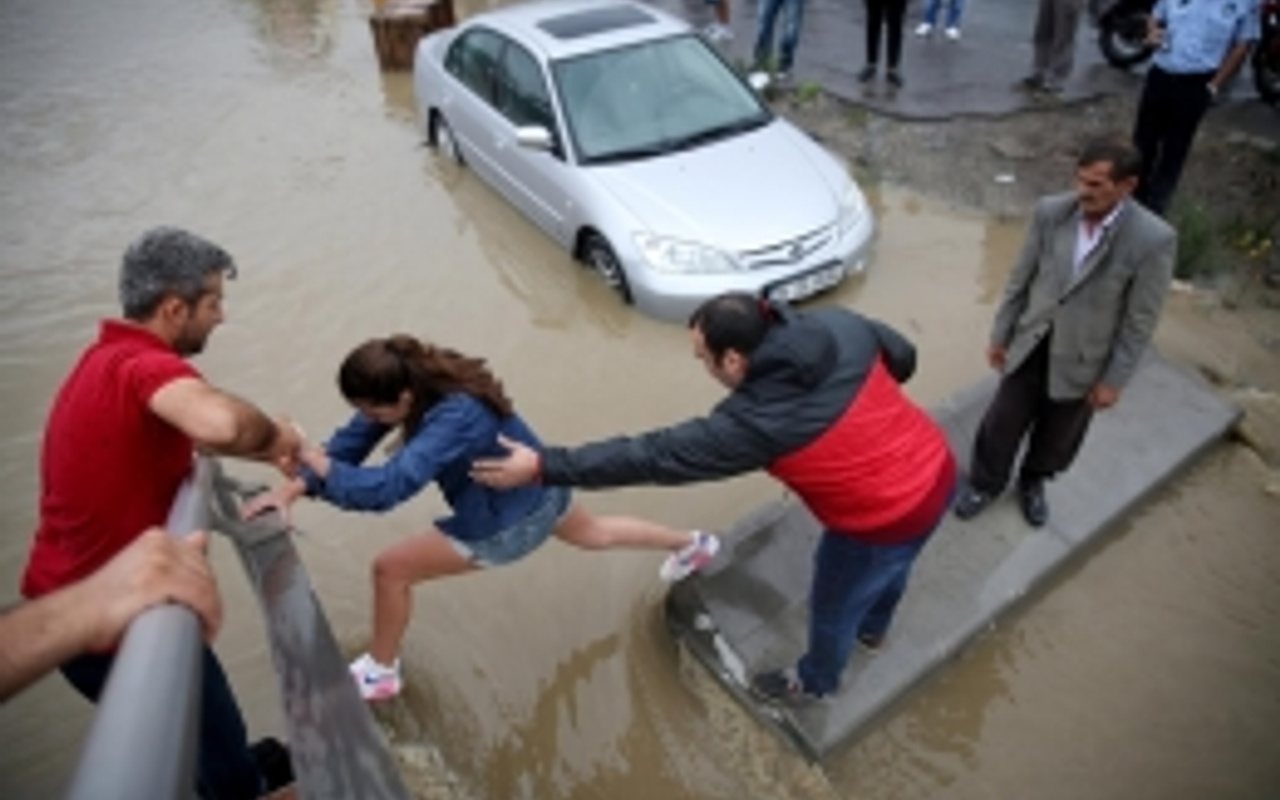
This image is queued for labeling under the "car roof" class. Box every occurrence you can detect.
[462,0,692,61]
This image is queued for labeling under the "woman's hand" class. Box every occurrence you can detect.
[299,445,332,478]
[241,478,307,525]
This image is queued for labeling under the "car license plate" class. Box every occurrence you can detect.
[766,263,847,303]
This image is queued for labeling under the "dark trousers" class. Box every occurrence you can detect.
[969,339,1094,495]
[864,0,908,68]
[62,645,264,800]
[1133,65,1215,217]
[797,490,952,696]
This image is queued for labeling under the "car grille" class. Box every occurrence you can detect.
[736,223,836,271]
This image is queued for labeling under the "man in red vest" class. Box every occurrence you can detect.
[472,292,956,703]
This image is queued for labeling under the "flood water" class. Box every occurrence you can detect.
[1,1,1277,798]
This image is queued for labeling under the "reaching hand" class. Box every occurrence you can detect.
[85,528,223,650]
[470,435,541,489]
[241,479,307,525]
[987,345,1007,371]
[1088,383,1121,410]
[270,417,306,478]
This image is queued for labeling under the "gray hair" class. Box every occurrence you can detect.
[119,227,237,320]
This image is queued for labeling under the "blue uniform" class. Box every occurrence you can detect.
[1151,0,1261,74]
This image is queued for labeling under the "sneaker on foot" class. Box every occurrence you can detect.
[857,64,876,83]
[659,531,721,582]
[945,26,961,40]
[702,22,733,42]
[750,667,824,706]
[349,653,403,701]
[886,69,904,88]
[914,22,933,36]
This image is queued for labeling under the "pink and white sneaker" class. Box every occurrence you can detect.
[659,531,721,582]
[349,653,403,701]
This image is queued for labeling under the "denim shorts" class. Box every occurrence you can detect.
[449,487,571,567]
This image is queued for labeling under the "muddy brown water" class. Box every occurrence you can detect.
[2,1,1278,798]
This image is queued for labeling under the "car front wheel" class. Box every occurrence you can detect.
[582,233,632,304]
[432,113,463,165]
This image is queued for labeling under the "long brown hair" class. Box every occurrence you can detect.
[337,335,513,436]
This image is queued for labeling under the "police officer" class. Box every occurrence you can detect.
[1132,0,1261,216]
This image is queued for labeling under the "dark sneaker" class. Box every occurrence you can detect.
[857,632,885,654]
[749,668,824,706]
[1018,479,1048,528]
[857,65,876,83]
[249,737,294,794]
[886,69,904,88]
[1018,74,1044,91]
[953,484,994,520]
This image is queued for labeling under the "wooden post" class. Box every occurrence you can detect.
[369,0,456,72]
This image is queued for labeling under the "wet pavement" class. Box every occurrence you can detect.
[657,0,1280,133]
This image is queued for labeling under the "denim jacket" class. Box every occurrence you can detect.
[304,393,553,541]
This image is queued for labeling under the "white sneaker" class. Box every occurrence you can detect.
[914,22,933,37]
[944,26,961,40]
[659,531,721,582]
[702,22,733,43]
[349,653,403,701]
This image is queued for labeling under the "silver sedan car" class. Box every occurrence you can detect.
[413,0,875,320]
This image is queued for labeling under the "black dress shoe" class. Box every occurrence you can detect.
[953,484,993,520]
[1018,479,1048,528]
[857,65,876,83]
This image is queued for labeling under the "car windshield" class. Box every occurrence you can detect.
[552,34,771,165]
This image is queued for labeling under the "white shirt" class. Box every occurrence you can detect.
[1074,201,1126,278]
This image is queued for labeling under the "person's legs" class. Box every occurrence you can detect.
[1045,0,1081,87]
[1019,397,1094,484]
[368,529,474,665]
[796,531,930,696]
[921,0,940,26]
[885,0,907,70]
[946,0,965,28]
[864,0,884,67]
[62,650,262,800]
[778,0,808,72]
[967,344,1050,497]
[1132,70,1167,209]
[1030,0,1054,80]
[1140,72,1213,216]
[712,0,729,25]
[553,503,693,551]
[754,0,784,67]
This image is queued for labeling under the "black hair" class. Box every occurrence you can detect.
[1078,135,1143,183]
[687,292,774,363]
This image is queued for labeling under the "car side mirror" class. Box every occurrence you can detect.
[515,126,555,152]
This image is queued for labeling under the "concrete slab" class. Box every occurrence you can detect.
[647,0,1279,126]
[665,352,1241,761]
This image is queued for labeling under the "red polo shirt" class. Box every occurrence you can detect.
[21,321,199,599]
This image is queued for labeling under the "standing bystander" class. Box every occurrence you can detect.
[1131,0,1260,216]
[953,138,1177,528]
[1022,0,1086,94]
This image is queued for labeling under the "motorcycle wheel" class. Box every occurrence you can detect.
[1099,12,1156,68]
[1253,45,1280,105]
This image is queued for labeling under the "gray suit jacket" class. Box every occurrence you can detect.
[991,193,1176,400]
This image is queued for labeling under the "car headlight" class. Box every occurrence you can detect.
[836,183,868,238]
[633,233,742,274]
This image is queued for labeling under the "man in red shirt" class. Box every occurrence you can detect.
[21,227,302,799]
[472,292,956,704]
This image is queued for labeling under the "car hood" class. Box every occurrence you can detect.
[587,120,846,252]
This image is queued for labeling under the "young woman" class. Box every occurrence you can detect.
[245,335,718,701]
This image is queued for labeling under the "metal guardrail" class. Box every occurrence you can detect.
[65,457,212,800]
[63,455,415,800]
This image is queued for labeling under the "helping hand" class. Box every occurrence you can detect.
[1088,384,1121,410]
[470,435,541,489]
[241,479,307,525]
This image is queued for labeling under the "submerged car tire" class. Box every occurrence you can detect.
[432,113,463,165]
[582,233,632,304]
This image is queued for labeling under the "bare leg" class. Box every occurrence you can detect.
[368,529,474,665]
[714,0,729,25]
[553,503,694,552]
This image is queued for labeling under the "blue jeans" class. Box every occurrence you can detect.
[448,486,571,567]
[921,0,965,28]
[797,514,946,696]
[62,645,264,800]
[754,0,807,72]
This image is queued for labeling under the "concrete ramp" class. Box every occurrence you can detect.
[665,353,1242,761]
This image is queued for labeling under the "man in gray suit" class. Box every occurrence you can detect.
[954,137,1176,527]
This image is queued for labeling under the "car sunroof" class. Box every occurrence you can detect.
[537,4,656,39]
